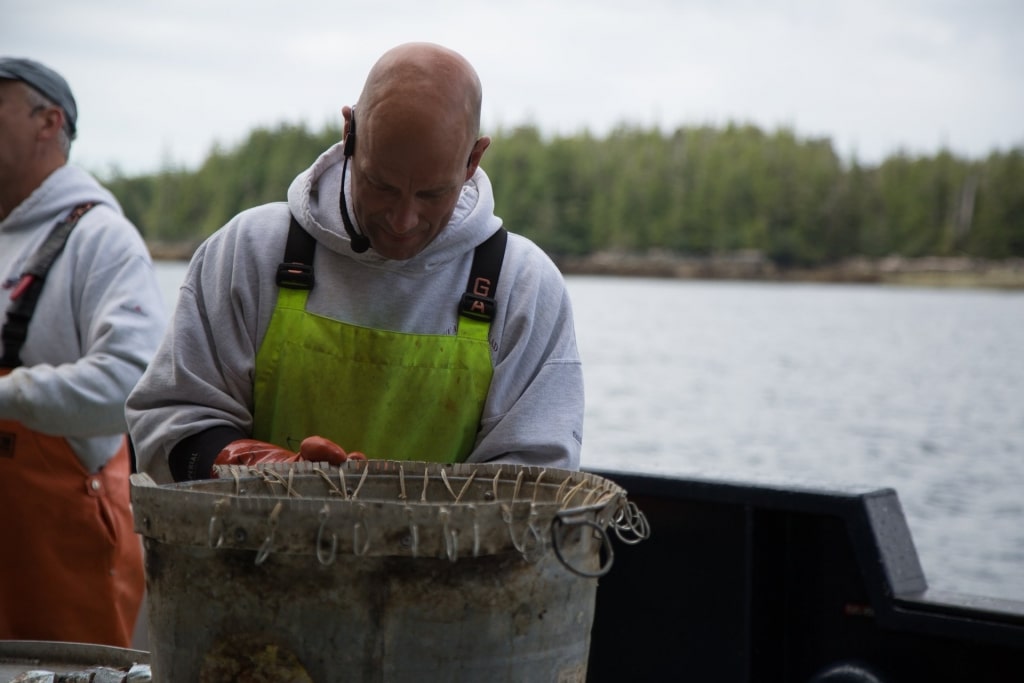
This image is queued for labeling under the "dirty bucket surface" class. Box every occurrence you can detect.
[131,461,635,682]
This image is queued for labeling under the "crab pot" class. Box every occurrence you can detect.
[130,461,640,682]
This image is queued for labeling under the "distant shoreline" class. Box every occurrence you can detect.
[147,242,201,262]
[148,242,1024,290]
[559,251,1024,289]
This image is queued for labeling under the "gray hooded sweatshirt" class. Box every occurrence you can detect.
[126,142,584,483]
[0,164,167,473]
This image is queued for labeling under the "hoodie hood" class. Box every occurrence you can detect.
[286,142,502,273]
[0,164,122,235]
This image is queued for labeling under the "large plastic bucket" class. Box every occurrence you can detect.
[130,461,645,682]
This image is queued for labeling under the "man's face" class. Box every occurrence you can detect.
[349,110,476,261]
[0,81,40,190]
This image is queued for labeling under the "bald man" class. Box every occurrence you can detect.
[127,42,584,482]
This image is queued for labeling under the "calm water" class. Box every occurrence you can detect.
[154,262,1024,602]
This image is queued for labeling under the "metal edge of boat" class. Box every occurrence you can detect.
[0,640,149,680]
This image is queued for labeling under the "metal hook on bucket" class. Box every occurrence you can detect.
[404,505,420,558]
[353,503,371,556]
[316,504,338,566]
[501,502,544,562]
[255,501,283,565]
[440,506,459,562]
[501,503,525,554]
[208,498,228,548]
[521,504,545,563]
[551,512,615,578]
[468,503,480,557]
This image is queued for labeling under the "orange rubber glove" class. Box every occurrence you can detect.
[297,436,367,464]
[212,439,300,471]
[212,436,366,476]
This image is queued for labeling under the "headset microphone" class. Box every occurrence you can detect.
[349,231,370,253]
[340,111,370,253]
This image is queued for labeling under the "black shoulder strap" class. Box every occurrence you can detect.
[1,202,96,369]
[459,228,508,322]
[276,214,316,290]
[273,218,508,323]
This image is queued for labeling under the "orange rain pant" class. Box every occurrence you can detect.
[0,379,144,647]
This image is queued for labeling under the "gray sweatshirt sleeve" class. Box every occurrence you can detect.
[126,208,287,482]
[0,205,167,472]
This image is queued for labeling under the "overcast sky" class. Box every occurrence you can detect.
[5,0,1022,176]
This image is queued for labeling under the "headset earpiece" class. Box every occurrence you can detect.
[344,112,357,157]
[339,109,369,253]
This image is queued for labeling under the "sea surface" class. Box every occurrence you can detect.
[154,261,1024,602]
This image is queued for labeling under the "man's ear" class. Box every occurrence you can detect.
[37,105,66,141]
[464,136,491,180]
[342,106,356,157]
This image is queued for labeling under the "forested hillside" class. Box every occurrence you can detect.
[102,121,1024,270]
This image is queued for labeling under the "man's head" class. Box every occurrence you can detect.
[342,43,491,260]
[0,58,77,219]
[0,58,77,144]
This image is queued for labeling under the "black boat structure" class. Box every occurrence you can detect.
[586,468,1024,682]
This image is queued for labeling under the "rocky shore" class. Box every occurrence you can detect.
[148,241,1024,290]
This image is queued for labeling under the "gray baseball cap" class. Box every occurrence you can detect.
[0,57,78,136]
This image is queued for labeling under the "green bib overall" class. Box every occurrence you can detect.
[253,286,494,463]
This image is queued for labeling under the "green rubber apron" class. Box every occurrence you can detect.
[253,287,494,463]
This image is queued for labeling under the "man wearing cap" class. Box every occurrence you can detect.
[0,58,166,647]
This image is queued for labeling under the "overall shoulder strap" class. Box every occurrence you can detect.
[459,228,508,322]
[276,214,316,290]
[1,202,96,369]
[273,219,508,320]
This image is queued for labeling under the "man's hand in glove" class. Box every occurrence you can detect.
[212,436,366,476]
[297,436,366,464]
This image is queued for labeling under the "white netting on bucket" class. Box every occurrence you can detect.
[131,460,649,577]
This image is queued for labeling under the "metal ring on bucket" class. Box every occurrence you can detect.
[551,515,614,578]
[613,500,651,545]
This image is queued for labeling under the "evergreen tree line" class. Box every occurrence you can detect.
[103,122,1024,265]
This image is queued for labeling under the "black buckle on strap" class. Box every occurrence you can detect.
[459,292,496,321]
[276,262,315,289]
